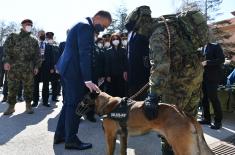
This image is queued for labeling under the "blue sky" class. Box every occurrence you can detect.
[0,0,234,42]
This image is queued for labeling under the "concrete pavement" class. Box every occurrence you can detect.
[0,94,235,155]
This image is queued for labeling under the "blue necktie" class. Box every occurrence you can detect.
[40,42,44,49]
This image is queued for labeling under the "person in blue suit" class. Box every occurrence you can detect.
[54,11,112,150]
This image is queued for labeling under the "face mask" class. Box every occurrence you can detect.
[112,40,120,46]
[39,35,45,41]
[47,39,54,44]
[94,24,105,33]
[97,43,103,48]
[122,40,128,46]
[25,26,32,32]
[104,42,110,48]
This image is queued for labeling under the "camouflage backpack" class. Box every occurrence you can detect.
[150,10,209,90]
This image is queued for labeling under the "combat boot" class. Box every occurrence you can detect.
[3,104,15,115]
[25,102,34,114]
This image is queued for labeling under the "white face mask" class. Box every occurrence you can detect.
[47,39,54,44]
[122,40,128,46]
[97,43,103,48]
[25,26,32,32]
[104,42,110,48]
[112,40,120,46]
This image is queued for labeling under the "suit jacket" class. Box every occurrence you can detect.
[203,43,225,84]
[56,17,94,104]
[127,33,150,87]
[105,46,127,77]
[58,41,66,63]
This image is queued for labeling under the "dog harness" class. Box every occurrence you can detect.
[103,97,134,134]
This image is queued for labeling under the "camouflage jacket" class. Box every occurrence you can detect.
[3,29,41,72]
[149,11,208,95]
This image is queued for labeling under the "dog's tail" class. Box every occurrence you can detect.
[189,116,215,155]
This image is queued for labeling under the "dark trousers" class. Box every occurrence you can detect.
[51,73,60,100]
[202,81,223,123]
[55,77,81,143]
[3,73,23,98]
[33,73,50,104]
[109,75,126,97]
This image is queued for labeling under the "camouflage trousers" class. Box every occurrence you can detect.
[150,86,201,155]
[150,85,201,117]
[7,71,34,105]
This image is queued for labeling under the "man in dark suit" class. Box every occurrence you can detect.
[54,11,112,150]
[127,32,150,100]
[32,30,54,107]
[199,43,225,130]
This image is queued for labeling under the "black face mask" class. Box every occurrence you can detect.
[94,24,105,34]
[39,35,45,41]
[125,20,136,32]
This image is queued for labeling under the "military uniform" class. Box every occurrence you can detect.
[125,6,209,155]
[3,29,41,114]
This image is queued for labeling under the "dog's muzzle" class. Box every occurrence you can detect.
[76,101,91,116]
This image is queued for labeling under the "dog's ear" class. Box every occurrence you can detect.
[90,91,100,99]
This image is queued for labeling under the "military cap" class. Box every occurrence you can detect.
[46,32,54,39]
[21,19,33,25]
[102,33,111,39]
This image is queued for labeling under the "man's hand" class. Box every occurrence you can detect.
[106,77,111,82]
[4,63,11,71]
[50,69,54,74]
[123,72,128,81]
[201,61,207,66]
[85,81,100,92]
[34,68,39,75]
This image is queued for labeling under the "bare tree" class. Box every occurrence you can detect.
[107,5,128,34]
[204,0,223,22]
[176,0,223,23]
[0,21,19,46]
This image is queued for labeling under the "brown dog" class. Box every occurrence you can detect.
[79,92,214,155]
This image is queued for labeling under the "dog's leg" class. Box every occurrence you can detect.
[103,120,118,155]
[120,128,128,155]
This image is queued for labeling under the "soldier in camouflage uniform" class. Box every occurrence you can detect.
[125,6,209,155]
[3,19,41,115]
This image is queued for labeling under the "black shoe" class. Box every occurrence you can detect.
[210,122,222,130]
[65,141,92,150]
[86,116,97,123]
[54,135,65,144]
[198,119,211,125]
[32,102,38,107]
[43,103,50,107]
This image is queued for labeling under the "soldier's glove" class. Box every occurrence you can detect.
[143,93,158,120]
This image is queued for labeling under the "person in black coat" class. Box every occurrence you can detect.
[127,32,150,100]
[105,33,128,97]
[32,31,54,107]
[199,43,225,130]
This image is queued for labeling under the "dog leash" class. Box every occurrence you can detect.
[129,82,150,100]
